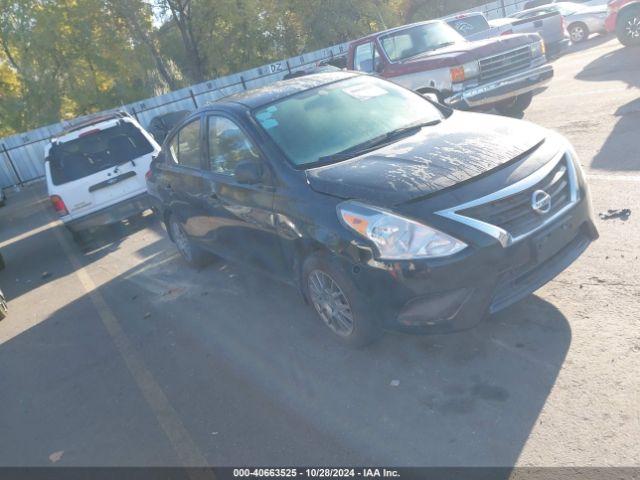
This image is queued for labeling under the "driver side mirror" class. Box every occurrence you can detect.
[234,160,264,185]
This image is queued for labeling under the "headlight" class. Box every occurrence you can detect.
[337,201,467,260]
[450,60,480,83]
[531,39,546,57]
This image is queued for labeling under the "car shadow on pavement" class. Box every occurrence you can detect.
[0,243,572,467]
[564,33,613,56]
[0,183,165,303]
[575,44,640,171]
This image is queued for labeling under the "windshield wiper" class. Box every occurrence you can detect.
[317,119,441,164]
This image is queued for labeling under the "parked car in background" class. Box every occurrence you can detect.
[345,20,552,116]
[606,0,640,45]
[44,111,160,239]
[553,2,609,42]
[146,72,598,346]
[509,5,571,55]
[444,12,514,40]
[146,110,190,144]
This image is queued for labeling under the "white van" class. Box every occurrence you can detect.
[44,112,160,237]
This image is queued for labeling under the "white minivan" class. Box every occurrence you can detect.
[44,112,160,237]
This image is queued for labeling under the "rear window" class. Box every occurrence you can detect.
[49,122,154,185]
[446,15,490,37]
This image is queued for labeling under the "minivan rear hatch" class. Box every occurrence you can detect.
[48,120,156,217]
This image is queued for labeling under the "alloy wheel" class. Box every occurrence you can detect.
[626,16,640,39]
[308,270,354,337]
[570,25,586,42]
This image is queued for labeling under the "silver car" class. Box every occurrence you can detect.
[556,2,610,42]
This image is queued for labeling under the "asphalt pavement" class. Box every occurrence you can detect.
[0,36,638,467]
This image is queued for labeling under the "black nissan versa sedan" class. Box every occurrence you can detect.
[146,71,598,346]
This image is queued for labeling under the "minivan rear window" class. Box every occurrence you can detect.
[49,122,154,185]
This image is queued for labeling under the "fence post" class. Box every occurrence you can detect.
[189,89,198,108]
[240,76,247,90]
[130,107,140,122]
[500,0,507,16]
[2,143,23,189]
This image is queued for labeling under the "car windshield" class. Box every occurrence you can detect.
[252,76,443,168]
[380,22,465,62]
[446,15,490,37]
[49,122,154,185]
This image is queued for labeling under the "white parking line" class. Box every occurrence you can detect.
[33,192,215,478]
[587,174,640,182]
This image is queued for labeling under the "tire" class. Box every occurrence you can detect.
[302,254,381,347]
[617,8,640,47]
[0,292,7,321]
[66,226,88,244]
[569,22,589,43]
[168,214,213,268]
[495,91,534,117]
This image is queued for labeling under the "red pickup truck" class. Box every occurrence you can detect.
[605,0,640,45]
[346,20,553,116]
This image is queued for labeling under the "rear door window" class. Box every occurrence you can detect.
[168,118,202,169]
[49,122,153,185]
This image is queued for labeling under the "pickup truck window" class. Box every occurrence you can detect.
[446,15,490,37]
[353,42,381,73]
[253,76,441,168]
[380,22,465,62]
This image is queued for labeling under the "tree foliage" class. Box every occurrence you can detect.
[0,0,487,136]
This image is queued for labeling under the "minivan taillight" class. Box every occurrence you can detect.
[50,195,68,216]
[145,169,152,180]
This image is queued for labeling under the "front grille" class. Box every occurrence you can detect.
[459,155,573,240]
[479,46,532,82]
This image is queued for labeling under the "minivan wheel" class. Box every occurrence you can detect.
[169,215,212,267]
[495,91,534,116]
[617,9,640,46]
[302,255,380,347]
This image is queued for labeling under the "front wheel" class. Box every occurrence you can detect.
[302,254,381,347]
[495,91,534,117]
[168,214,213,267]
[617,9,640,46]
[569,22,589,43]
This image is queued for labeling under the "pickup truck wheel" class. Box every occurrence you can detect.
[168,214,213,268]
[302,254,381,348]
[617,9,640,46]
[495,91,533,116]
[569,22,589,43]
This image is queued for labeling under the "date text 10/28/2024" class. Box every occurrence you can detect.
[233,468,401,478]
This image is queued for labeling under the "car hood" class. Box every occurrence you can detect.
[306,112,548,206]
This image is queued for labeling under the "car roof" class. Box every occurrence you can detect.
[213,71,360,109]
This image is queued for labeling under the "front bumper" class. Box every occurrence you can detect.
[339,193,598,335]
[63,192,153,232]
[445,64,554,109]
